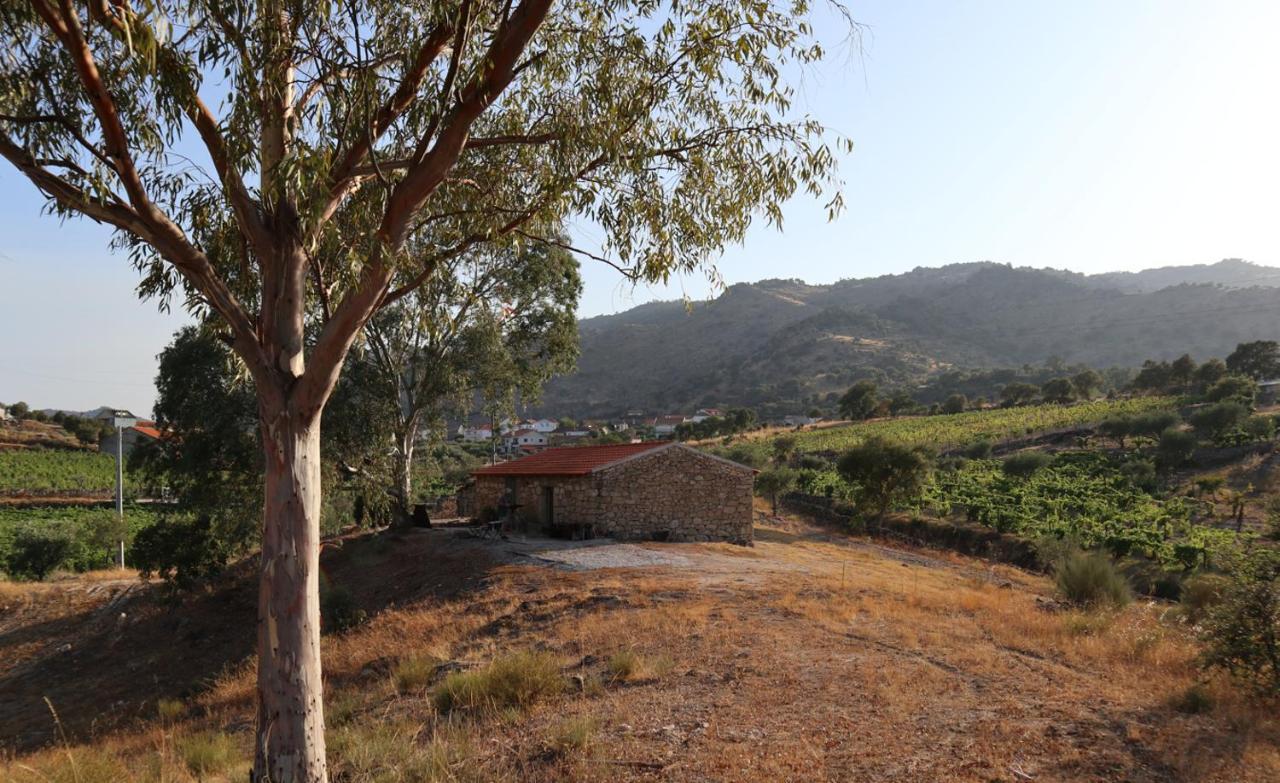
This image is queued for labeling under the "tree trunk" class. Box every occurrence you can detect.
[392,413,420,525]
[253,409,328,783]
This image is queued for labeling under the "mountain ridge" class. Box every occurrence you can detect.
[537,259,1280,417]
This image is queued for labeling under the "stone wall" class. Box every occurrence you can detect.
[468,445,754,544]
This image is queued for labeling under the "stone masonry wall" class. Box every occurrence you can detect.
[468,445,753,544]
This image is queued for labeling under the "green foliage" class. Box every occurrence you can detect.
[999,382,1040,407]
[130,514,242,589]
[1119,458,1157,493]
[432,652,564,714]
[963,440,993,459]
[176,731,240,779]
[1181,573,1230,623]
[1156,428,1197,469]
[787,397,1176,456]
[1172,684,1215,715]
[393,656,439,694]
[1054,550,1131,608]
[1226,341,1280,381]
[941,394,967,415]
[835,436,933,520]
[6,529,71,580]
[1040,378,1076,404]
[0,507,154,579]
[1196,359,1228,389]
[0,449,117,493]
[320,583,367,635]
[754,467,798,514]
[1205,375,1258,404]
[1200,547,1280,694]
[926,451,1236,567]
[1130,410,1181,440]
[1072,369,1105,399]
[1189,401,1250,440]
[1244,415,1277,443]
[838,380,879,421]
[1001,451,1053,478]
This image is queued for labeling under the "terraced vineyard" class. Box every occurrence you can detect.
[791,396,1178,454]
[0,449,117,494]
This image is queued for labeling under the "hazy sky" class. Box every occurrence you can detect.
[2,0,1278,415]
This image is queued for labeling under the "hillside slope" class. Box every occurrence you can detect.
[541,260,1280,416]
[3,521,1277,782]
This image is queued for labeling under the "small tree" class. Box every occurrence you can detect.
[1169,353,1197,390]
[1205,375,1258,405]
[999,382,1039,407]
[838,380,879,421]
[1097,416,1133,448]
[771,435,798,465]
[1201,547,1280,695]
[1190,402,1250,440]
[1071,369,1104,400]
[1195,358,1228,389]
[835,436,932,523]
[1156,428,1197,469]
[754,467,798,516]
[1040,377,1076,405]
[1002,451,1052,478]
[8,401,29,420]
[1226,341,1280,381]
[941,393,967,415]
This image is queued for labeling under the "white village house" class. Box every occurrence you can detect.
[456,424,494,442]
[504,428,550,453]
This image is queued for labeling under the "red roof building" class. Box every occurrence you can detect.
[473,442,668,477]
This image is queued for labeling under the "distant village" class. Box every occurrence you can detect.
[456,407,820,458]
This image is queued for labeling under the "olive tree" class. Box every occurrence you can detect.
[0,2,846,779]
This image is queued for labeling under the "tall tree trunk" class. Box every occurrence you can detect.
[392,412,421,524]
[253,405,328,783]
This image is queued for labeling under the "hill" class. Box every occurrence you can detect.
[538,260,1280,417]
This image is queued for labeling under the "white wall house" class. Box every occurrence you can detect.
[457,424,494,442]
[0,404,9,421]
[526,418,559,433]
[653,415,687,436]
[504,429,549,452]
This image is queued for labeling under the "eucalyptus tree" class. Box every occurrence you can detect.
[361,240,580,517]
[0,2,846,779]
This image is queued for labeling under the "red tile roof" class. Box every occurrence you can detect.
[131,424,162,439]
[472,442,670,477]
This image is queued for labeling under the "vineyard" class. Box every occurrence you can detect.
[788,397,1178,454]
[0,505,159,575]
[0,449,118,494]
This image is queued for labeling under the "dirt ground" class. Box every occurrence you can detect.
[2,515,1278,782]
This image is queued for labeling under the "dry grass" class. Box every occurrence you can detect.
[3,521,1279,782]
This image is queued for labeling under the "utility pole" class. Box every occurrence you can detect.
[110,411,137,569]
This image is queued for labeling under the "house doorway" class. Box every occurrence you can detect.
[541,486,555,526]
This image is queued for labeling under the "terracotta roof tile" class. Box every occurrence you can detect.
[472,442,669,477]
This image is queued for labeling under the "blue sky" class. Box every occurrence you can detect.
[3,0,1279,414]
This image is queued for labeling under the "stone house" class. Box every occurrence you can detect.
[465,442,755,544]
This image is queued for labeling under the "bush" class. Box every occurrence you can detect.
[1180,573,1230,623]
[1172,684,1215,715]
[941,394,967,414]
[835,437,933,521]
[1244,415,1276,442]
[432,652,564,713]
[1156,428,1197,469]
[1120,458,1157,493]
[1121,558,1182,600]
[1001,451,1053,479]
[1055,550,1131,608]
[7,530,72,580]
[394,655,438,693]
[606,649,674,682]
[963,440,993,459]
[321,583,367,634]
[545,716,600,757]
[1130,411,1180,440]
[1189,401,1249,440]
[131,514,239,589]
[1200,548,1280,694]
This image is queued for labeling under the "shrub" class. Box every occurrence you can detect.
[1172,683,1215,714]
[941,394,967,414]
[177,731,240,778]
[963,440,993,459]
[1120,458,1157,493]
[1055,550,1130,608]
[1244,415,1276,442]
[545,716,600,757]
[1180,574,1230,623]
[156,697,186,722]
[1200,548,1280,694]
[1121,558,1182,600]
[1189,401,1249,440]
[131,514,238,589]
[1156,428,1197,469]
[606,650,674,682]
[1130,410,1180,440]
[320,583,366,634]
[432,652,564,713]
[7,530,72,581]
[394,655,438,693]
[1205,375,1257,404]
[1001,451,1053,479]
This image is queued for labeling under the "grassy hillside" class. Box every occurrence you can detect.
[2,523,1277,781]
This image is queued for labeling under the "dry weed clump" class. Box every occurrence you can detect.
[432,651,565,714]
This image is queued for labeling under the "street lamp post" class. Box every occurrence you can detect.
[109,411,137,569]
